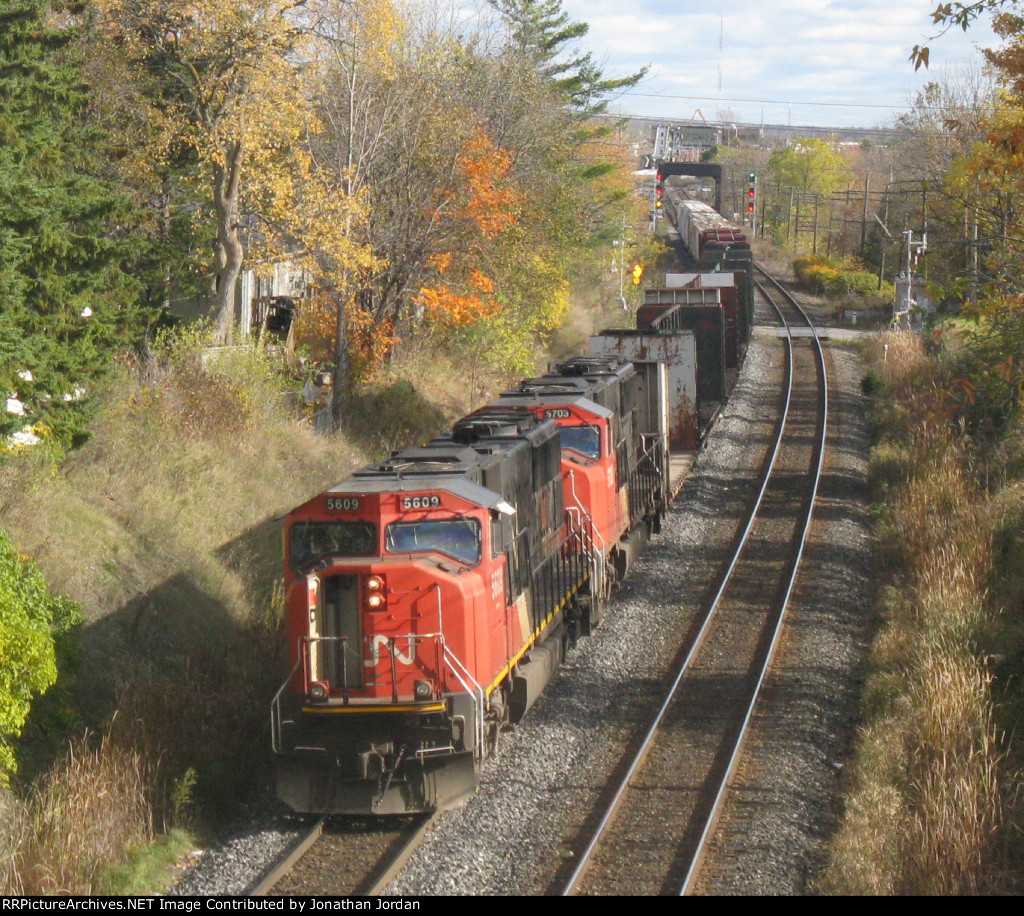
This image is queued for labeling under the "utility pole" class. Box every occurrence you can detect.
[812,194,819,254]
[900,228,917,327]
[878,183,891,292]
[617,211,627,309]
[860,173,870,256]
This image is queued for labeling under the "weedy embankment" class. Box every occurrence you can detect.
[823,331,1022,894]
[0,330,453,893]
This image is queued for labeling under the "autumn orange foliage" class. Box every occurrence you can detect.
[347,304,399,376]
[415,128,521,326]
[292,291,398,380]
[415,286,500,325]
[459,128,519,238]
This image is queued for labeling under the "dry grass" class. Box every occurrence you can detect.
[0,730,154,895]
[0,328,479,893]
[822,332,1016,894]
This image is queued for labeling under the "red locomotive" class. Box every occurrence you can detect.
[272,356,670,815]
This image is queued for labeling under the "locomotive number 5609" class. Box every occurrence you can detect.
[401,495,441,509]
[326,497,360,511]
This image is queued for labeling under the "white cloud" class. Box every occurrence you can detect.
[560,0,999,127]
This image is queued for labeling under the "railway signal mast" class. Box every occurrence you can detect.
[747,172,757,234]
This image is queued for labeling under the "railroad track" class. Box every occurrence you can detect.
[555,263,828,896]
[247,812,437,896]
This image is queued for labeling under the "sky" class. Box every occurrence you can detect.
[558,0,1000,129]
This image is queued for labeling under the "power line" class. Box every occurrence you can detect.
[622,89,995,115]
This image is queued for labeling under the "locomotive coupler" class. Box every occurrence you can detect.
[373,745,408,810]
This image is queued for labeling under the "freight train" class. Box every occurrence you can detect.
[271,199,752,817]
[661,181,750,266]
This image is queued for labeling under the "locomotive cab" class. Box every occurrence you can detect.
[495,356,667,612]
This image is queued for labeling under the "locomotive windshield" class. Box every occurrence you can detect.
[559,424,600,460]
[289,520,377,571]
[385,518,481,566]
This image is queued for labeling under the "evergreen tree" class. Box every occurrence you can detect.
[487,0,646,114]
[0,0,146,447]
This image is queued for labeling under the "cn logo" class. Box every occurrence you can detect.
[365,635,417,667]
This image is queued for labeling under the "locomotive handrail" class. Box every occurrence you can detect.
[626,437,665,527]
[567,470,606,604]
[529,513,593,639]
[270,657,303,754]
[439,643,485,760]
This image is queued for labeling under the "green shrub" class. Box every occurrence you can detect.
[793,254,893,301]
[861,368,883,396]
[0,530,82,779]
[868,441,911,500]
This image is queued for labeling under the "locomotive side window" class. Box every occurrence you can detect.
[560,424,600,461]
[289,521,377,572]
[491,514,506,559]
[385,518,481,566]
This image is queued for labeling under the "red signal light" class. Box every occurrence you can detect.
[747,203,755,213]
[748,188,755,198]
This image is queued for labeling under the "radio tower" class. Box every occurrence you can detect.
[716,13,723,123]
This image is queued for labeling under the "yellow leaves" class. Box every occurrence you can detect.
[331,0,405,81]
[292,292,338,357]
[265,158,378,288]
[98,0,377,316]
[96,0,318,168]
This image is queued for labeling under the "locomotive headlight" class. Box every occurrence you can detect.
[366,593,385,610]
[309,682,328,701]
[366,575,383,592]
[414,680,432,700]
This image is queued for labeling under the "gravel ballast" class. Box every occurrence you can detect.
[385,323,873,896]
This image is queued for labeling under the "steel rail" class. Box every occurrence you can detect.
[560,273,799,896]
[364,811,440,895]
[246,811,436,897]
[679,263,829,894]
[247,816,327,896]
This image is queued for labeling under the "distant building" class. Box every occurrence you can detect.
[168,257,313,340]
